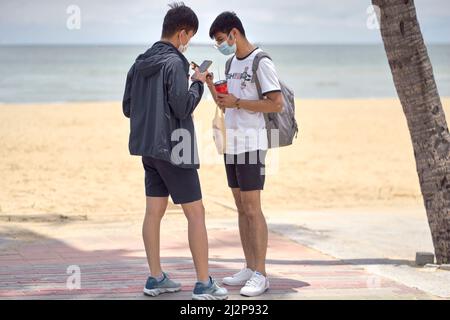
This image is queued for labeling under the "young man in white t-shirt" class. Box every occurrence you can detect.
[207,11,283,297]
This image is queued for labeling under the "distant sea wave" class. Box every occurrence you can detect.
[0,44,448,103]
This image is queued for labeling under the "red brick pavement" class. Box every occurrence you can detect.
[0,224,434,299]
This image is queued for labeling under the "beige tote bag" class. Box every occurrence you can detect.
[212,106,226,155]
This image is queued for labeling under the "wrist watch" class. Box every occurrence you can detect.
[235,98,241,109]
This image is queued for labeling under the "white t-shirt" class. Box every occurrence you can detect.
[225,48,281,155]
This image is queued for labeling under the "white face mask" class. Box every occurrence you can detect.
[178,42,189,53]
[178,31,189,53]
[217,34,237,56]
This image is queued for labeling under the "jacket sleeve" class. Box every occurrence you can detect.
[166,59,204,120]
[122,64,135,118]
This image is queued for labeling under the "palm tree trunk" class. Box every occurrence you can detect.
[372,0,450,264]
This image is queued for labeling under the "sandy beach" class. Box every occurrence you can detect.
[2,0,450,301]
[2,99,450,300]
[1,98,449,220]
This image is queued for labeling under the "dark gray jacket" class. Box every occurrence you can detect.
[122,41,203,169]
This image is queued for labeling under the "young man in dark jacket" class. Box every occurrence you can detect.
[122,2,227,300]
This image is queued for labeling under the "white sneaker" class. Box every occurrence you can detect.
[222,267,254,286]
[240,272,270,297]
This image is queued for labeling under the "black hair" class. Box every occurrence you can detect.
[209,11,246,39]
[161,2,199,38]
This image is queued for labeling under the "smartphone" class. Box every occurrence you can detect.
[191,60,213,72]
[199,60,213,72]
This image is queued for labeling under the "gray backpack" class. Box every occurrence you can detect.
[225,51,298,148]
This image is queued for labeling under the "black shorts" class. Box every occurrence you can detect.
[224,150,267,192]
[142,156,202,205]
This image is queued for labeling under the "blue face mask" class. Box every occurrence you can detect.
[217,34,237,56]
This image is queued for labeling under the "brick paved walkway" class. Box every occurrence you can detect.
[0,217,434,299]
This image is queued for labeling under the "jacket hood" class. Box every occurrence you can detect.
[134,41,189,78]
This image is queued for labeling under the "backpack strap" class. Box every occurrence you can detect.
[252,51,272,99]
[225,55,235,78]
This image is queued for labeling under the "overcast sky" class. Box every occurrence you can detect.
[1,0,449,45]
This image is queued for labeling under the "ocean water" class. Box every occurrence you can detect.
[0,44,449,103]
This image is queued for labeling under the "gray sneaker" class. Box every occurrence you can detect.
[192,276,228,300]
[143,272,181,297]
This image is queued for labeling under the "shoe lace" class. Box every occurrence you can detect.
[211,280,220,291]
[245,275,261,288]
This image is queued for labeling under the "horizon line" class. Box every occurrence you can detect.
[1,41,450,46]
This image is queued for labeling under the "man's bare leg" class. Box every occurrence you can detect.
[181,199,209,282]
[142,196,168,277]
[240,190,267,276]
[231,188,256,271]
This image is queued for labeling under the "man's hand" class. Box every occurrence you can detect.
[217,93,238,109]
[205,72,214,87]
[191,67,208,83]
